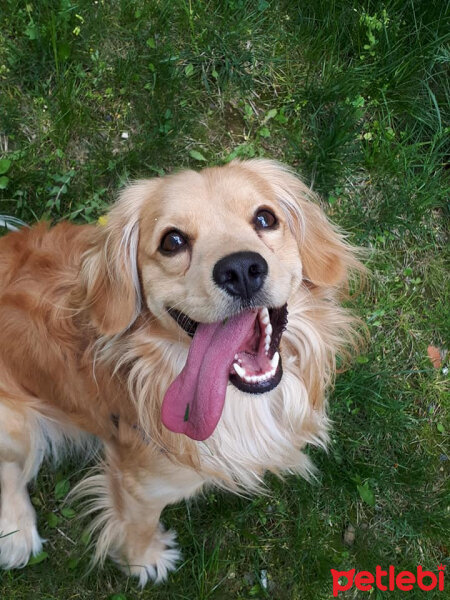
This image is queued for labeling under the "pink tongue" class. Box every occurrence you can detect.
[161,311,257,441]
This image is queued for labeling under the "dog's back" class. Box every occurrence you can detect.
[0,222,105,421]
[0,222,92,293]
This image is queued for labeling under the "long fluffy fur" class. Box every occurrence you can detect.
[0,159,363,584]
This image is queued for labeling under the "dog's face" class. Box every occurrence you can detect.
[82,160,358,441]
[138,164,300,326]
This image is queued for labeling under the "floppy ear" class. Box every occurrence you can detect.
[294,199,358,288]
[80,181,155,335]
[236,159,362,289]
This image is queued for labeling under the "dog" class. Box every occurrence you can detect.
[0,159,362,585]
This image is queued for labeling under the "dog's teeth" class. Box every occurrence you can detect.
[270,352,280,371]
[265,323,273,336]
[264,334,271,346]
[234,354,239,360]
[260,307,270,325]
[233,363,246,379]
[234,348,279,385]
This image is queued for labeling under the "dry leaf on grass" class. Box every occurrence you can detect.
[427,345,444,369]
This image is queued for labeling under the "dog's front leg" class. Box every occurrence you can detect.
[80,441,204,586]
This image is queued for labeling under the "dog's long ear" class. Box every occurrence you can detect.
[292,199,358,288]
[237,159,362,289]
[80,181,156,335]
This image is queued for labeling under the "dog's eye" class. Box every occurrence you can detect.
[159,230,188,254]
[254,209,278,230]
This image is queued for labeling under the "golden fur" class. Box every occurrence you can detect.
[0,159,362,584]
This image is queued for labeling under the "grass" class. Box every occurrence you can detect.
[0,0,449,598]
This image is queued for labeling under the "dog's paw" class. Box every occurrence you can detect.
[121,527,181,587]
[0,516,45,569]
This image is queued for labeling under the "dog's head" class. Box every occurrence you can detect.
[82,160,361,441]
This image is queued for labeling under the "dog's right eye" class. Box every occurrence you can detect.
[159,230,188,255]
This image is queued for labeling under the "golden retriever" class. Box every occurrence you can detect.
[0,159,362,585]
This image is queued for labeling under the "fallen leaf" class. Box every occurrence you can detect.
[427,345,442,369]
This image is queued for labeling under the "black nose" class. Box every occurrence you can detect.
[213,251,268,300]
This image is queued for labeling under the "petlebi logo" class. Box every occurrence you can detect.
[331,564,445,596]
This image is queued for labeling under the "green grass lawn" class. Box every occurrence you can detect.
[0,1,448,598]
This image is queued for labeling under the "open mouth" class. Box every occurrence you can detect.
[167,305,287,394]
[162,304,288,441]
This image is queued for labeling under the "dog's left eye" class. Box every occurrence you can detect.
[159,230,188,254]
[254,209,278,230]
